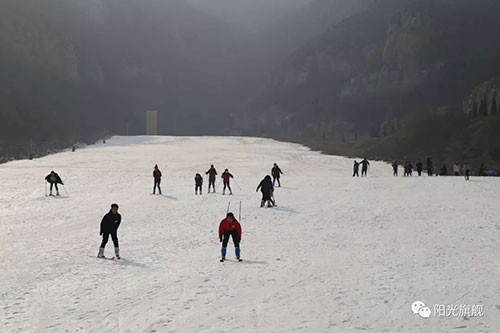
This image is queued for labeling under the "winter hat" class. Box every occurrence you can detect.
[227,212,234,218]
[154,164,158,169]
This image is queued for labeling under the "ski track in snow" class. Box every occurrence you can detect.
[1,136,500,332]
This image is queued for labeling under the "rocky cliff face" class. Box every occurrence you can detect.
[465,78,500,117]
[247,0,500,144]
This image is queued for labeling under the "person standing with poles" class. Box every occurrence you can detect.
[153,164,162,195]
[206,165,218,193]
[271,163,283,187]
[256,175,274,207]
[97,203,121,260]
[219,211,242,262]
[360,158,370,177]
[45,171,63,196]
[221,169,234,195]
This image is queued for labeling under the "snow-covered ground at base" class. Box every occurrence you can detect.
[1,136,499,333]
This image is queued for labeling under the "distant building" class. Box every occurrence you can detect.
[146,110,159,135]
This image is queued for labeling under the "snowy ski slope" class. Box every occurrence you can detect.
[1,136,499,332]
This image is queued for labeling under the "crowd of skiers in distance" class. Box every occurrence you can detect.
[351,158,499,180]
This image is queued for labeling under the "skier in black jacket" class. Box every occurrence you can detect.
[98,204,122,259]
[256,175,274,207]
[45,171,63,196]
[360,158,370,177]
[271,163,283,187]
[206,165,217,193]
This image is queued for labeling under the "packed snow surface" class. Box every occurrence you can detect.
[1,136,499,332]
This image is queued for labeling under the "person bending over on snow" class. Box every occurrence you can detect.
[257,175,274,207]
[98,203,122,259]
[195,173,203,195]
[353,161,360,177]
[45,171,63,196]
[360,158,370,177]
[219,212,242,262]
[153,164,162,195]
[271,163,283,187]
[206,165,217,193]
[221,169,234,195]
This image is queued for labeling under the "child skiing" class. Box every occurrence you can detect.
[392,161,398,176]
[205,165,217,193]
[219,212,242,262]
[256,175,274,207]
[98,203,122,260]
[153,164,162,195]
[45,171,63,196]
[221,169,234,195]
[353,161,359,177]
[195,173,203,195]
[271,163,283,187]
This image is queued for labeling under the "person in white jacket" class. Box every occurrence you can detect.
[453,163,461,176]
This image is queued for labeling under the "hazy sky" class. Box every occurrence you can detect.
[187,0,310,32]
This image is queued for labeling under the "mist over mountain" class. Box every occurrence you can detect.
[245,0,500,167]
[1,0,500,167]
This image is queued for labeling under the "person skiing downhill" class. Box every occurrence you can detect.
[353,161,360,177]
[195,173,203,195]
[256,175,274,207]
[45,171,63,196]
[221,169,234,195]
[392,161,398,176]
[206,165,217,193]
[360,158,370,177]
[153,164,162,195]
[98,203,121,260]
[271,163,283,187]
[219,212,242,262]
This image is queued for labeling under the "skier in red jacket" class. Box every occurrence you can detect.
[221,169,234,195]
[218,212,241,262]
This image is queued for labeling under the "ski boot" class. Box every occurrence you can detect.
[97,247,105,258]
[114,247,120,260]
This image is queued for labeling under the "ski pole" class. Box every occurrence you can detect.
[44,181,47,197]
[226,201,231,214]
[232,179,242,190]
[62,184,68,195]
[239,201,241,221]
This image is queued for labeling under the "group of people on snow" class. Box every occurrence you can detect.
[353,158,370,177]
[390,159,473,180]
